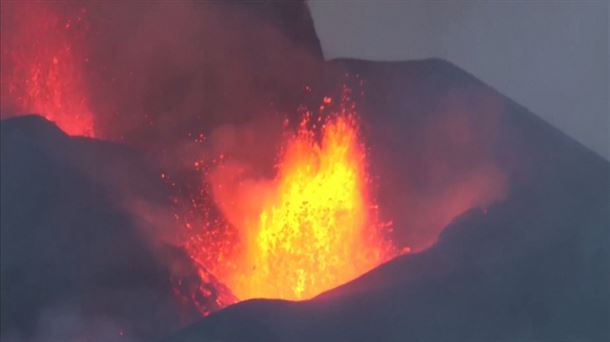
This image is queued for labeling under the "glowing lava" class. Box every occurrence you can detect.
[185,96,399,304]
[1,2,94,137]
[235,113,394,299]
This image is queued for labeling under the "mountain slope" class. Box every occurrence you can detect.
[0,116,200,340]
[165,58,610,342]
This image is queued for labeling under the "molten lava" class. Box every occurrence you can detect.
[184,96,399,305]
[1,2,94,137]
[235,113,394,299]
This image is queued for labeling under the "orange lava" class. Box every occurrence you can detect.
[1,2,94,137]
[186,96,399,303]
[234,114,394,299]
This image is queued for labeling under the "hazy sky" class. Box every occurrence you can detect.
[308,1,609,160]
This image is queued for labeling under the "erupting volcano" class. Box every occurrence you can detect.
[184,96,399,306]
[1,0,400,315]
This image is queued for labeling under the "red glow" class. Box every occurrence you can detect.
[1,2,94,137]
[181,93,402,310]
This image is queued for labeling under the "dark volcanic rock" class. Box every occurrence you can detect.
[164,59,610,342]
[0,116,200,340]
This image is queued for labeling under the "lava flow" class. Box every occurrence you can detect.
[0,2,94,137]
[184,95,400,305]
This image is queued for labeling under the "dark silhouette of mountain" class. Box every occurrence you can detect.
[0,116,203,340]
[224,0,323,60]
[164,58,610,342]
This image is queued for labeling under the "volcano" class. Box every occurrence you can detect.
[1,1,608,342]
[164,58,610,342]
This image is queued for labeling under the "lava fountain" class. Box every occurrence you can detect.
[184,95,400,305]
[235,112,395,300]
[0,2,94,137]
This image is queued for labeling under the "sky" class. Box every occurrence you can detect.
[308,1,609,160]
